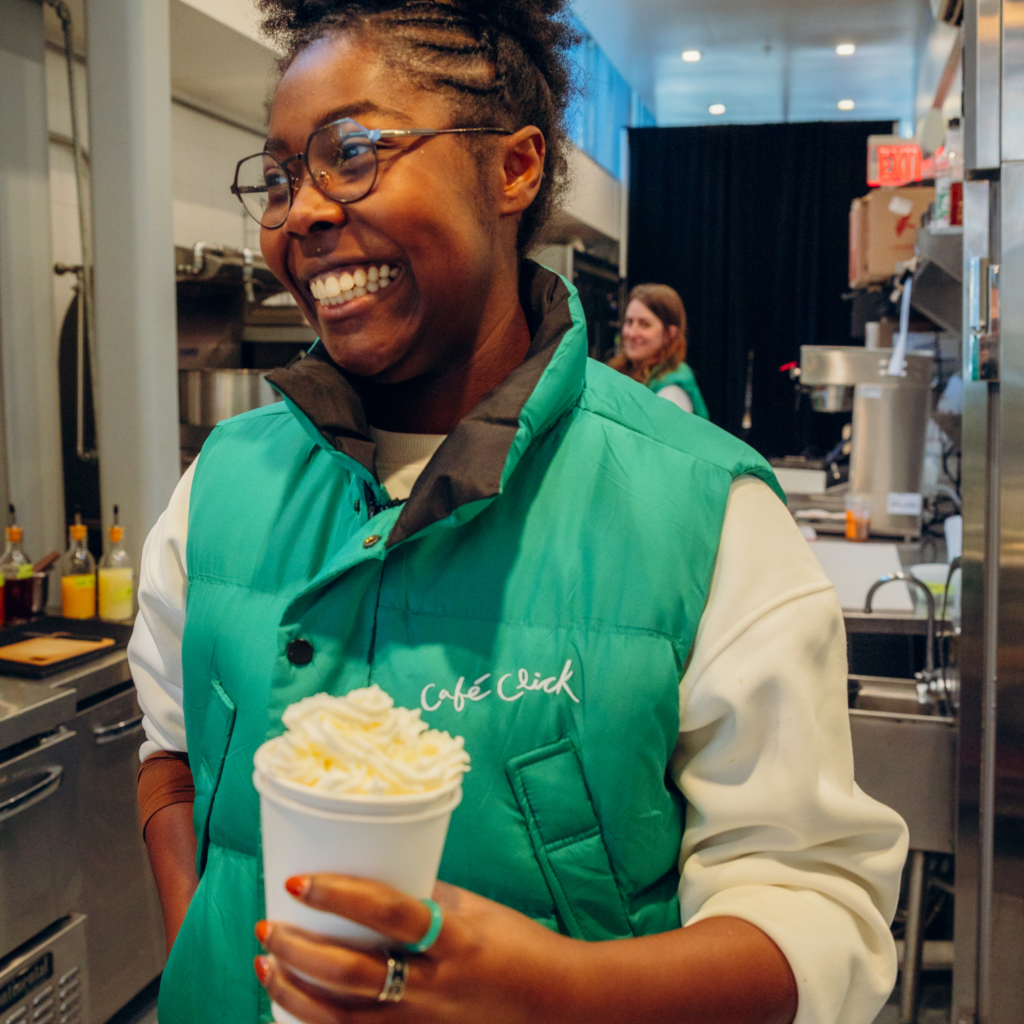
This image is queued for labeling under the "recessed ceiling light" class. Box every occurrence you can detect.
[709,103,726,116]
[682,50,702,62]
[836,43,856,56]
[838,99,856,111]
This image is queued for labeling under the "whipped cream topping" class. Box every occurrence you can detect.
[258,685,469,797]
[310,264,399,307]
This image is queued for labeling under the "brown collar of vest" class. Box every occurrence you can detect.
[266,261,579,547]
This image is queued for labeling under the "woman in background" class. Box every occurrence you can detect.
[610,283,709,418]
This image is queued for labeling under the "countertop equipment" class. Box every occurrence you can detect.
[0,649,164,1024]
[799,346,933,538]
[0,914,89,1024]
[176,243,315,466]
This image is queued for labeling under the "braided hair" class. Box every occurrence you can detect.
[256,0,580,254]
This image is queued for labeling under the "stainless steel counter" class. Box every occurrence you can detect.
[0,650,132,752]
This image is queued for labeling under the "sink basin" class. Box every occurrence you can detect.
[850,674,936,716]
[847,682,956,853]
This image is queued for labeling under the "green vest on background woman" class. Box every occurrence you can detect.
[648,364,710,420]
[159,265,782,1024]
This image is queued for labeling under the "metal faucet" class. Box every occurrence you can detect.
[864,573,951,713]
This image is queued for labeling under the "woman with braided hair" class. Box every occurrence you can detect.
[130,2,906,1022]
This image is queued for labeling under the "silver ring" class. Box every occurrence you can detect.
[378,951,408,1003]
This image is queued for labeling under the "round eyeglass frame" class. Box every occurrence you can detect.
[231,117,513,229]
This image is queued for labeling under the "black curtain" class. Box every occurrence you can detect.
[627,121,891,459]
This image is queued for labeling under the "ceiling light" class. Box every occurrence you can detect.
[682,50,702,62]
[838,99,856,111]
[709,104,726,116]
[836,43,856,56]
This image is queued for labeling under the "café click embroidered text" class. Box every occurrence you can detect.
[421,659,580,713]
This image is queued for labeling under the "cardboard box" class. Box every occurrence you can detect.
[849,186,935,289]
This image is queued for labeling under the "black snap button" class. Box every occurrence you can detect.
[287,639,314,666]
[354,499,361,513]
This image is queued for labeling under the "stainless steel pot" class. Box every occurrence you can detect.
[178,368,281,428]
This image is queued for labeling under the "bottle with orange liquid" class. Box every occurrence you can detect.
[98,506,133,622]
[62,513,96,619]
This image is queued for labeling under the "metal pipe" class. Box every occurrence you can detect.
[977,382,1001,1024]
[865,573,936,674]
[54,264,96,463]
[47,0,97,465]
[901,850,927,1024]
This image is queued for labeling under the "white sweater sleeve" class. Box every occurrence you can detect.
[128,459,196,761]
[675,476,908,1024]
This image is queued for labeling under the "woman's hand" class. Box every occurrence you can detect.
[254,875,798,1024]
[254,875,572,1024]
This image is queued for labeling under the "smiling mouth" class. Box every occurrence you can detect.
[308,263,401,308]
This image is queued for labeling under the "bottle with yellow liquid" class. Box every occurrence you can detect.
[98,506,133,622]
[62,514,96,619]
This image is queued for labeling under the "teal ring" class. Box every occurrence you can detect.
[405,899,443,954]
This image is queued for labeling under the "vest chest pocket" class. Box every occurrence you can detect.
[506,738,634,941]
[193,679,237,877]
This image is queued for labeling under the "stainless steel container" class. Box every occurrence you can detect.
[179,368,282,466]
[809,384,854,413]
[179,368,281,427]
[800,346,933,537]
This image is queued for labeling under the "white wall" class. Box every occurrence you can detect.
[177,0,269,47]
[46,47,265,343]
[172,103,263,250]
[562,146,622,242]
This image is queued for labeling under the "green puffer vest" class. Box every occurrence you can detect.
[648,364,710,420]
[158,264,783,1024]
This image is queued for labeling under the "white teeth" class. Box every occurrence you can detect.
[313,264,398,306]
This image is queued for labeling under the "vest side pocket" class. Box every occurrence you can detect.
[507,738,635,941]
[193,678,237,877]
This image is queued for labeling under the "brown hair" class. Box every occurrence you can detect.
[609,283,689,385]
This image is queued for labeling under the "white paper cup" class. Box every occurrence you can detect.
[253,765,461,1024]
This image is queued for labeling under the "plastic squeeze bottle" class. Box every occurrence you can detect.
[62,514,96,619]
[98,506,133,622]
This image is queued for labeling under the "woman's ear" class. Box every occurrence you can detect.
[665,324,680,346]
[498,127,545,217]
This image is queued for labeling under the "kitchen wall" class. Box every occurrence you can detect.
[45,45,264,345]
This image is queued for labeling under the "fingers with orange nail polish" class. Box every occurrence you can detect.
[255,920,270,945]
[285,875,310,899]
[254,955,271,985]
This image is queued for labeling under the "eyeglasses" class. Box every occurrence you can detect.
[231,117,512,229]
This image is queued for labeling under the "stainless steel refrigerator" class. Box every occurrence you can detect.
[956,2,1024,1020]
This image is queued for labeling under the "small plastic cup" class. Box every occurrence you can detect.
[252,750,462,1024]
[910,563,961,625]
[845,494,872,543]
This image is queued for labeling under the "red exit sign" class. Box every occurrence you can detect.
[868,137,925,187]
